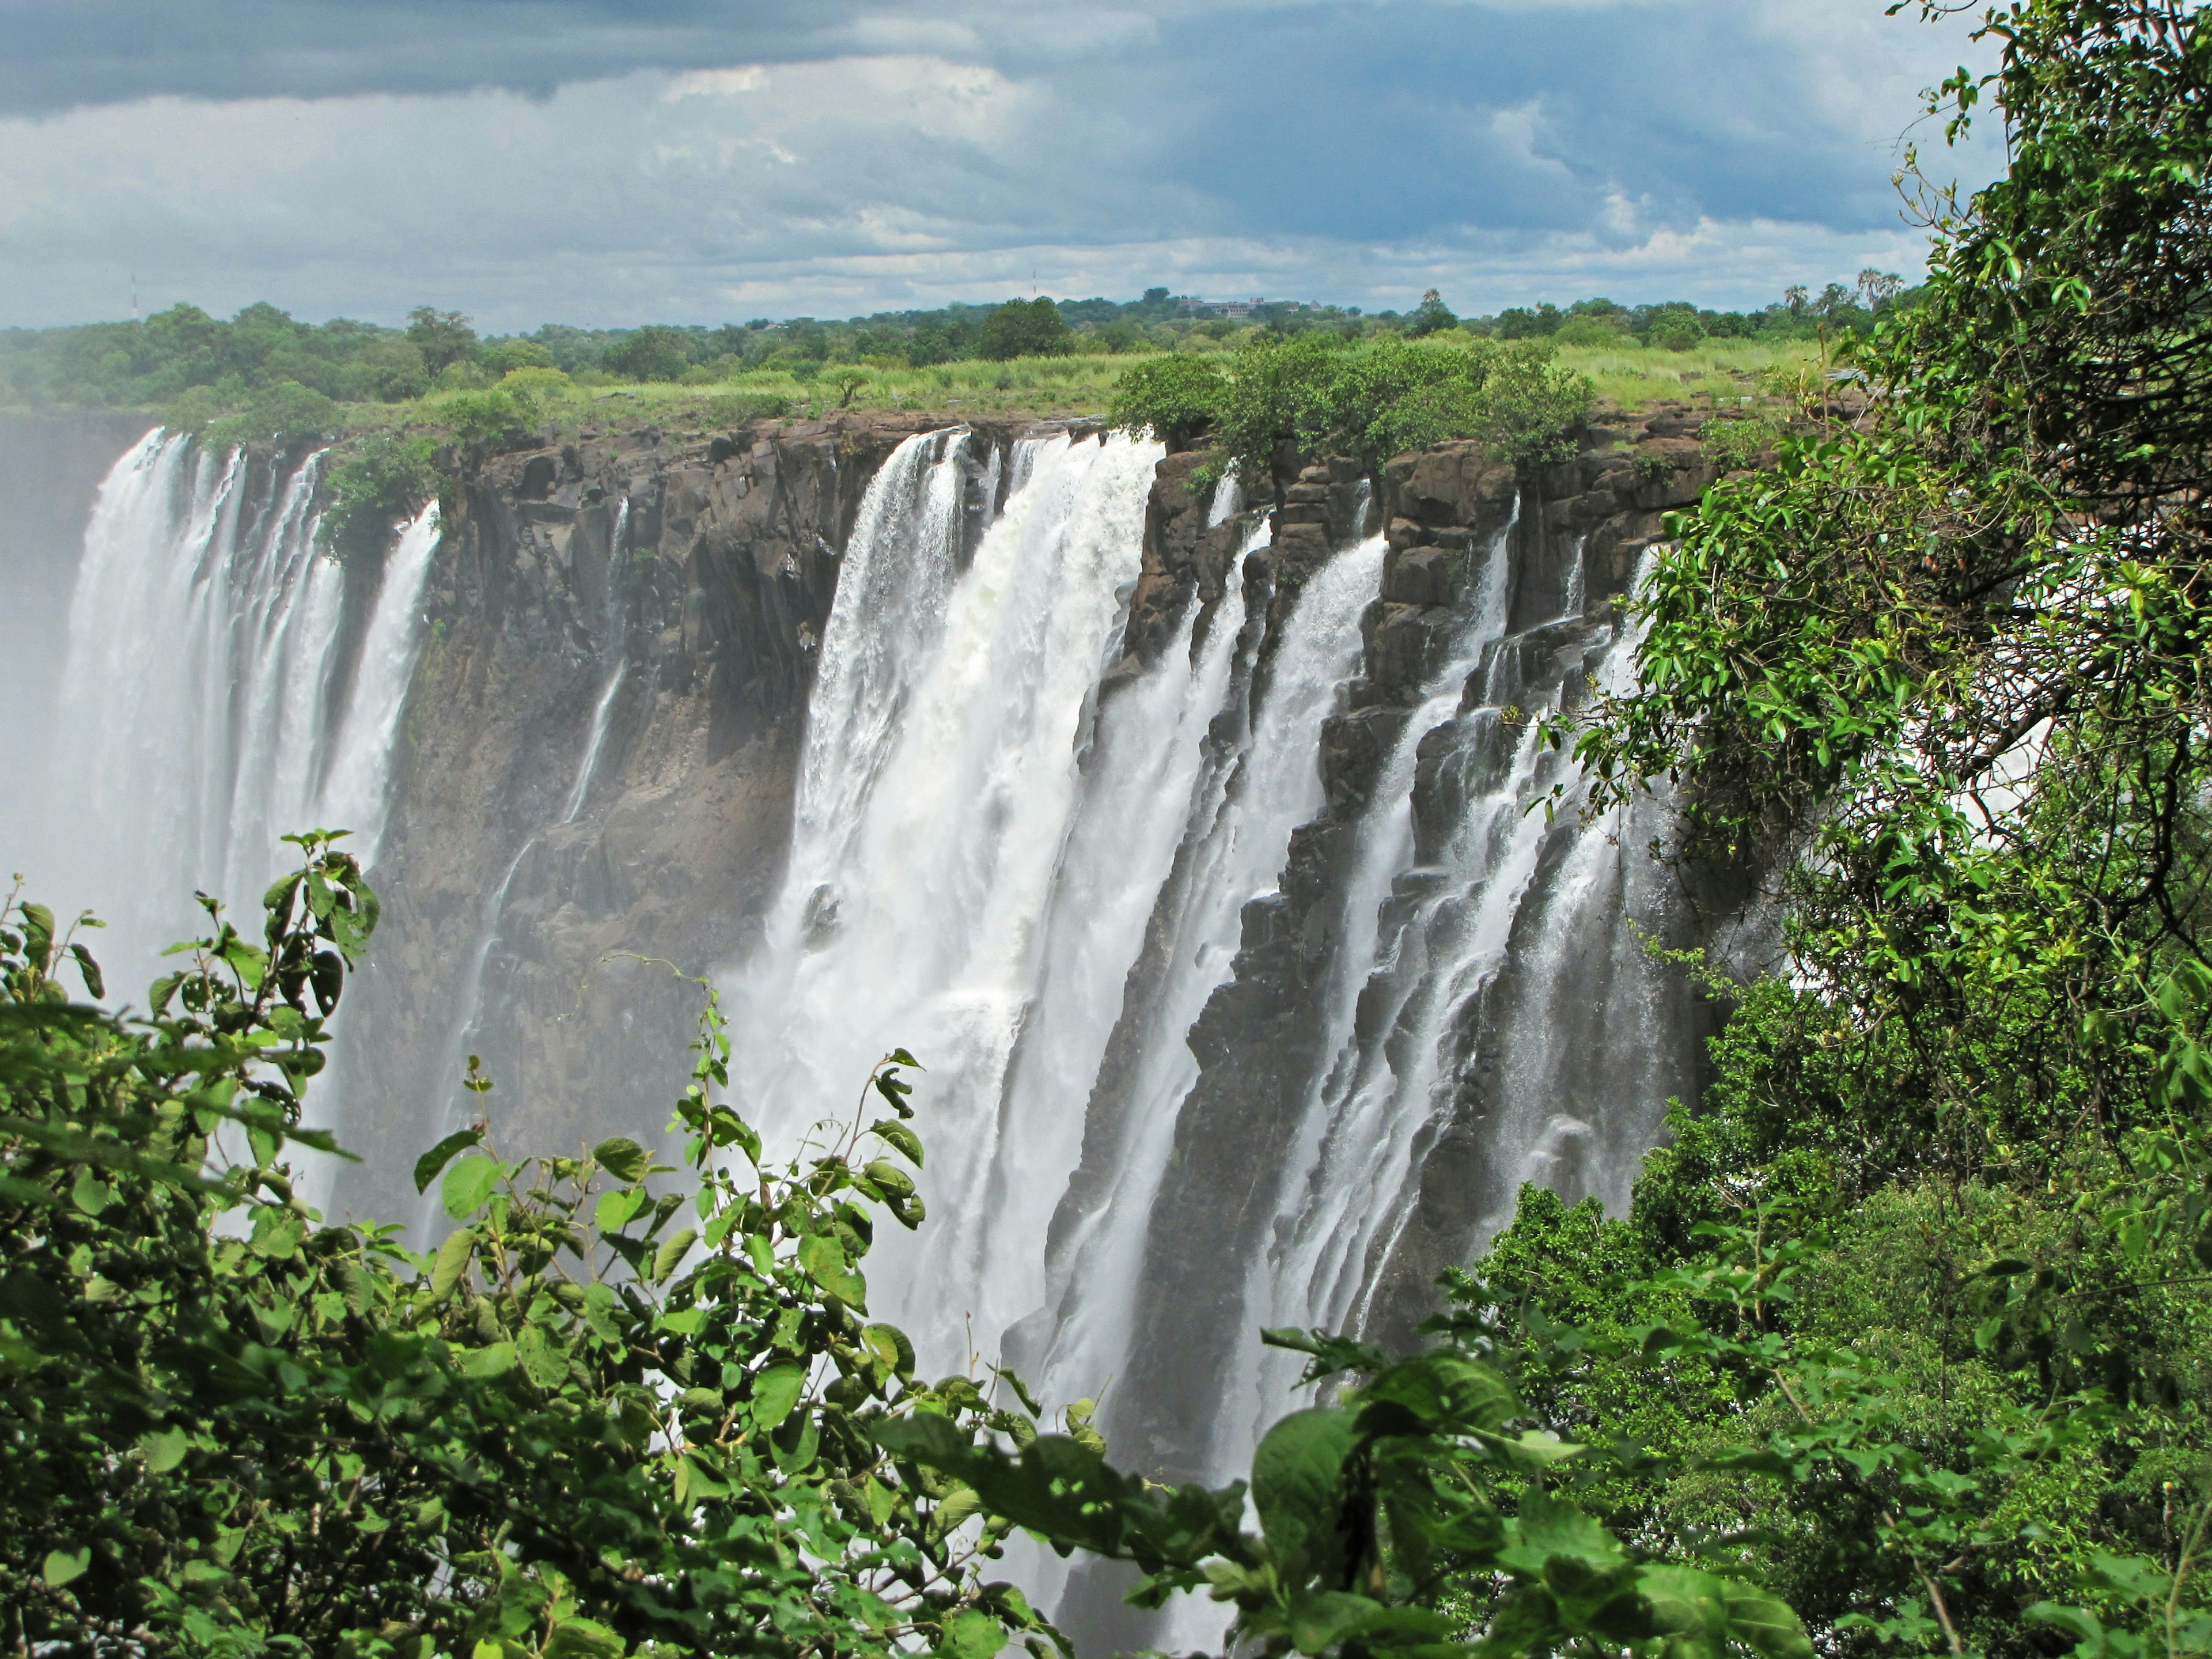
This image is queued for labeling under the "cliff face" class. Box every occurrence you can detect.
[332,412,1036,1221]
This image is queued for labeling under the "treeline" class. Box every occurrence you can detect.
[0,272,1903,415]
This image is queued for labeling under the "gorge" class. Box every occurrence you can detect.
[2,399,1758,1645]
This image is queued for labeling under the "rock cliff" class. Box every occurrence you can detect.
[332,412,1046,1220]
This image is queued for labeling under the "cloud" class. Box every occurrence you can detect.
[0,0,1999,327]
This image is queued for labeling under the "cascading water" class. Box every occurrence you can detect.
[729,429,1169,1361]
[1024,533,1386,1410]
[43,430,439,990]
[1222,545,1677,1469]
[561,497,632,827]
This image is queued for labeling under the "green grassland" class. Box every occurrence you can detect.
[342,334,1819,446]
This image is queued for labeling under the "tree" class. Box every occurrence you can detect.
[406,306,479,376]
[1552,3,2212,1646]
[1783,284,1810,319]
[1107,354,1228,451]
[1857,267,1906,310]
[975,298,1070,361]
[604,325,695,382]
[1404,288,1459,338]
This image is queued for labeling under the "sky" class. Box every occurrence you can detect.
[0,0,2005,332]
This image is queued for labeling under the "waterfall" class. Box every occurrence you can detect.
[1026,534,1385,1408]
[562,498,630,826]
[730,428,1173,1363]
[1221,545,1680,1469]
[41,431,440,991]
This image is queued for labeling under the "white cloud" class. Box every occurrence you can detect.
[0,1,2002,327]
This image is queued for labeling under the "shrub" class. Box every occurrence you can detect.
[1699,412,1780,472]
[1107,354,1228,450]
[1646,309,1706,351]
[1555,315,1631,348]
[318,430,441,563]
[479,339,556,374]
[440,388,533,445]
[0,849,1067,1657]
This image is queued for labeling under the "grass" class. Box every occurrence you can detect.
[1554,335,1821,413]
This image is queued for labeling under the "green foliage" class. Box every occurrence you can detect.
[975,299,1071,362]
[1,851,1068,1657]
[407,306,479,376]
[1104,354,1228,450]
[1404,288,1460,339]
[885,1334,1813,1659]
[1120,332,1593,490]
[319,430,441,564]
[1522,5,2212,1656]
[1697,412,1781,474]
[604,327,695,383]
[165,378,340,450]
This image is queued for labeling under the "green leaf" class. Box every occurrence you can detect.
[1720,1574,1815,1659]
[1288,1591,1385,1655]
[800,1231,867,1306]
[1251,1406,1358,1578]
[752,1361,807,1429]
[412,1127,484,1194]
[1637,1565,1732,1654]
[592,1135,649,1183]
[70,1167,113,1217]
[543,1618,626,1659]
[1503,1491,1625,1577]
[1359,1350,1517,1434]
[141,1426,191,1474]
[517,1323,569,1388]
[460,1340,517,1378]
[594,1185,646,1232]
[42,1546,90,1587]
[939,1609,1007,1659]
[868,1118,925,1168]
[441,1154,505,1218]
[430,1227,476,1301]
[652,1227,697,1283]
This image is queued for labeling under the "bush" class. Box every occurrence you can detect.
[440,388,533,445]
[1699,412,1780,472]
[0,850,1067,1657]
[479,339,557,374]
[318,430,441,563]
[1555,315,1632,348]
[975,297,1071,361]
[1646,309,1706,351]
[1107,354,1228,450]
